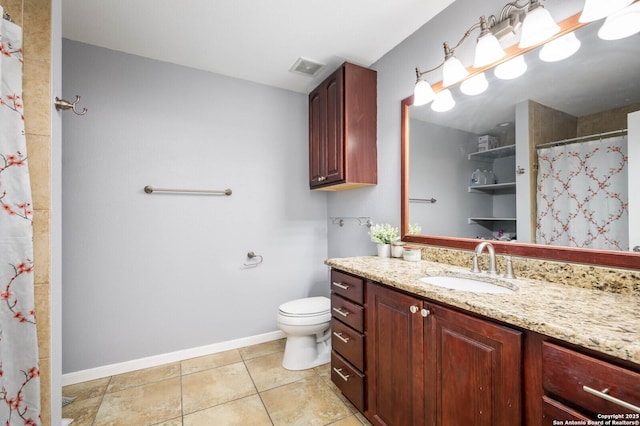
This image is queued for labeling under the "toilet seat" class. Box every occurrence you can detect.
[278,296,330,317]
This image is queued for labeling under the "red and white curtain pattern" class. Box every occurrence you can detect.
[536,135,629,251]
[0,7,41,425]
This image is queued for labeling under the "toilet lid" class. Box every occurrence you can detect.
[279,296,330,317]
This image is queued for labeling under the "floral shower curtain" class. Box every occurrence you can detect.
[536,135,629,251]
[0,7,41,425]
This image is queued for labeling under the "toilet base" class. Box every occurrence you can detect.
[281,331,331,370]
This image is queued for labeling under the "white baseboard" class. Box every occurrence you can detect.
[61,330,285,386]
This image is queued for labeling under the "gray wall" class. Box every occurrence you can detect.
[327,0,583,258]
[62,40,329,373]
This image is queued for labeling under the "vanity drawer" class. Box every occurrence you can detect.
[542,342,640,415]
[331,318,364,371]
[331,351,365,412]
[542,396,591,424]
[330,270,364,304]
[331,293,364,332]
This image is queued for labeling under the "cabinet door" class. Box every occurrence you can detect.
[323,68,344,184]
[427,304,522,426]
[367,282,425,426]
[308,86,324,186]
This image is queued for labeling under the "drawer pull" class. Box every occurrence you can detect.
[333,307,350,317]
[583,385,640,414]
[333,332,350,343]
[410,305,419,314]
[332,281,349,290]
[333,367,351,382]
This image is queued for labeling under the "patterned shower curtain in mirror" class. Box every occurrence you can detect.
[0,7,41,425]
[536,135,629,251]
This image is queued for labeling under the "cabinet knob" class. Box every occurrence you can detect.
[421,308,430,317]
[410,305,419,314]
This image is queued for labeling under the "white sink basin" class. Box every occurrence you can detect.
[419,276,514,294]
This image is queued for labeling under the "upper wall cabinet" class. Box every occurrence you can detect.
[309,62,377,191]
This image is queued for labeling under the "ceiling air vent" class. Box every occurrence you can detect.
[289,57,326,77]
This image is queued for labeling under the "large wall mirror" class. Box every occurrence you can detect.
[401,13,640,269]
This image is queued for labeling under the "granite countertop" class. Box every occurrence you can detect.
[325,256,640,365]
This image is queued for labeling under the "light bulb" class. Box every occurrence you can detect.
[473,32,506,68]
[413,79,436,106]
[442,56,469,87]
[431,89,455,112]
[494,55,527,80]
[519,2,560,48]
[460,73,489,96]
[539,32,581,62]
[598,2,640,40]
[579,0,633,23]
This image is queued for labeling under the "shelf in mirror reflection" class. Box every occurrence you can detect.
[468,217,516,224]
[468,182,516,193]
[468,145,516,160]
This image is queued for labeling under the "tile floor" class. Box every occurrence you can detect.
[62,339,372,426]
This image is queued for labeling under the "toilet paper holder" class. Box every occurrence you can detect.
[243,251,263,267]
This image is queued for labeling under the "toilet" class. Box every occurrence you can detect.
[277,296,331,370]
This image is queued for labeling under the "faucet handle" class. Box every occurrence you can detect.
[503,256,516,279]
[470,254,481,273]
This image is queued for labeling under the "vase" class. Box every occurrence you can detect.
[391,243,404,258]
[377,243,391,258]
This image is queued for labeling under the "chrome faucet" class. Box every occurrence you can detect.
[471,241,498,275]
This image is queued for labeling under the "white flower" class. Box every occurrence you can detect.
[369,223,400,245]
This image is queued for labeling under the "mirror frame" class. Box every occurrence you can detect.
[400,13,640,270]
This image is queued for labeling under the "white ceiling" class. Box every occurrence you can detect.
[61,0,456,94]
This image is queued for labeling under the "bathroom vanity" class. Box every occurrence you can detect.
[327,256,640,425]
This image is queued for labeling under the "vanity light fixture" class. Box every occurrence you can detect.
[473,16,506,68]
[579,0,633,23]
[597,1,640,40]
[413,69,436,106]
[539,32,581,62]
[442,42,469,87]
[412,0,615,111]
[518,0,560,48]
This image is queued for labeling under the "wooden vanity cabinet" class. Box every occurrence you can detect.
[540,341,640,424]
[366,281,522,426]
[309,62,377,191]
[330,270,366,411]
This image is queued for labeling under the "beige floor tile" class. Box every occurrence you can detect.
[319,372,358,413]
[150,417,182,426]
[94,377,182,426]
[330,415,367,426]
[245,351,317,392]
[355,412,373,425]
[183,394,272,426]
[182,362,257,415]
[61,396,102,426]
[261,376,351,426]
[182,349,242,375]
[107,362,181,393]
[239,339,285,360]
[62,377,110,401]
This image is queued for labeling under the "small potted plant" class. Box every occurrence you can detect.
[369,223,400,257]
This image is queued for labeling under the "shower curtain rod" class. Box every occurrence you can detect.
[536,128,627,150]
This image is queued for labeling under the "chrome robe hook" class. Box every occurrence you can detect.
[55,95,88,115]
